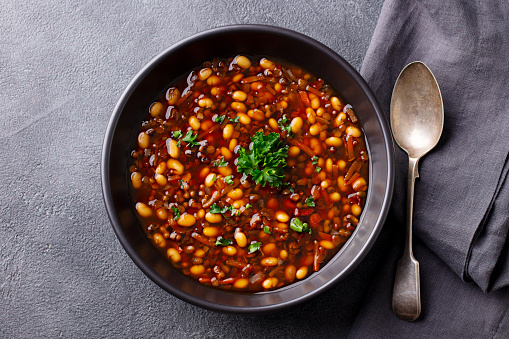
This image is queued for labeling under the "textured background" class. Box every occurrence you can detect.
[0,1,386,337]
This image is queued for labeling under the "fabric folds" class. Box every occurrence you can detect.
[360,0,509,292]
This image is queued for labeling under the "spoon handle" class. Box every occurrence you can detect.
[392,157,421,321]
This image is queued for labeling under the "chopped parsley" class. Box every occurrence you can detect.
[248,241,262,253]
[171,130,199,147]
[181,130,199,146]
[311,156,321,172]
[215,238,233,246]
[263,225,271,234]
[209,203,223,214]
[171,130,183,147]
[212,156,228,168]
[245,203,252,209]
[209,203,238,217]
[224,175,234,185]
[278,115,292,135]
[223,205,236,215]
[229,116,240,123]
[171,206,180,221]
[290,217,312,234]
[305,196,315,207]
[236,132,288,188]
[214,115,226,124]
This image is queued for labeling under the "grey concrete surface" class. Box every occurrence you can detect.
[0,1,384,337]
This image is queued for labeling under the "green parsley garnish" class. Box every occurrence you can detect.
[214,115,226,124]
[171,206,180,221]
[213,156,228,167]
[229,116,240,123]
[290,217,312,234]
[171,131,183,147]
[224,175,234,185]
[181,130,199,146]
[263,225,271,234]
[311,156,321,172]
[248,241,262,253]
[305,196,315,207]
[209,203,238,217]
[278,115,292,135]
[215,238,233,246]
[224,205,237,216]
[245,203,252,209]
[209,203,222,214]
[236,132,289,188]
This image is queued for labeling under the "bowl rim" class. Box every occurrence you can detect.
[101,23,394,314]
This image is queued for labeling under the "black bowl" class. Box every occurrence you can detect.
[101,24,394,314]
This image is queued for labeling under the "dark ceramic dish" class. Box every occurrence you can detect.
[101,24,394,314]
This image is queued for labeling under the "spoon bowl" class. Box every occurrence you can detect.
[390,61,443,321]
[391,62,444,158]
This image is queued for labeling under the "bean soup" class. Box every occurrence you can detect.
[129,55,369,292]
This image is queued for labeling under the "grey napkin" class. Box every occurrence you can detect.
[350,237,509,337]
[361,0,509,292]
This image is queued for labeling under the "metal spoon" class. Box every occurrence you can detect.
[390,61,444,321]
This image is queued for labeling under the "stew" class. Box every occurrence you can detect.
[128,55,369,291]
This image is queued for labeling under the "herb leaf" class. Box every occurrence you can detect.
[171,130,183,147]
[236,132,288,188]
[305,196,315,207]
[213,156,228,167]
[209,203,223,214]
[229,116,240,123]
[214,115,225,124]
[222,205,237,216]
[216,238,233,246]
[263,225,271,234]
[171,206,180,221]
[224,175,234,185]
[182,130,199,146]
[248,241,262,253]
[278,115,292,135]
[311,156,321,172]
[209,203,238,217]
[290,217,312,234]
